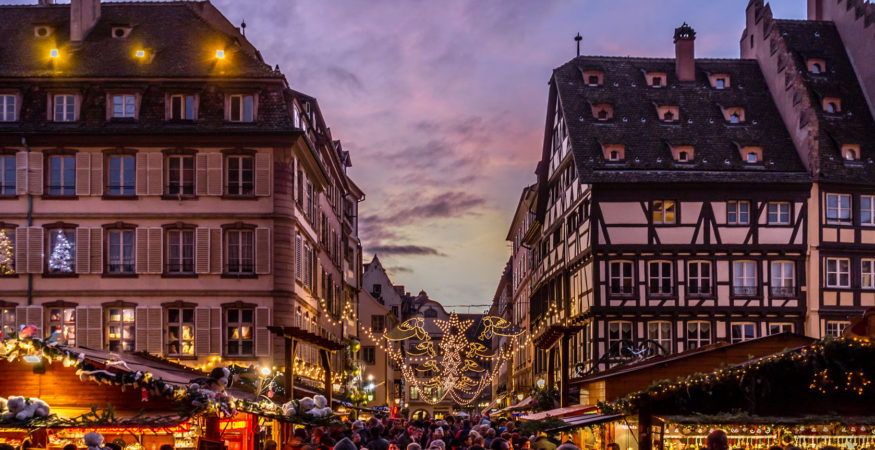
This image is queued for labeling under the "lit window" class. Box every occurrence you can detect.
[861,196,875,225]
[0,155,16,195]
[609,261,634,295]
[730,323,756,343]
[686,321,711,349]
[166,230,194,273]
[845,148,857,160]
[47,229,76,273]
[0,95,16,122]
[167,307,194,356]
[170,95,196,121]
[226,229,254,274]
[715,78,726,89]
[607,321,633,350]
[825,193,851,224]
[733,261,756,296]
[688,261,712,296]
[825,257,850,288]
[229,94,255,122]
[652,200,676,224]
[730,113,740,124]
[825,102,837,113]
[727,200,750,225]
[648,260,673,296]
[0,308,14,337]
[215,49,225,59]
[106,229,135,273]
[47,307,75,346]
[770,261,795,297]
[167,155,194,195]
[53,95,76,122]
[597,109,608,120]
[111,94,136,118]
[107,155,135,196]
[862,259,875,290]
[647,321,672,353]
[747,152,758,163]
[226,155,254,196]
[767,202,791,224]
[48,155,75,196]
[49,49,59,58]
[825,321,850,338]
[768,323,793,335]
[106,307,135,352]
[226,308,253,356]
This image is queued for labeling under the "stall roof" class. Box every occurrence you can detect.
[519,404,598,421]
[44,407,189,428]
[495,396,532,415]
[481,393,507,415]
[546,413,625,432]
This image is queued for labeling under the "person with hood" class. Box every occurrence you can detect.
[334,438,358,450]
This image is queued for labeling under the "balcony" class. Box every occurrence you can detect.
[770,286,796,297]
[732,286,757,297]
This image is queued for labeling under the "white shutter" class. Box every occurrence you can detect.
[147,152,163,196]
[206,153,223,196]
[27,152,42,195]
[254,152,271,196]
[90,153,103,196]
[27,227,43,274]
[195,227,211,274]
[15,306,41,336]
[210,228,223,274]
[295,234,302,281]
[15,152,27,195]
[195,153,208,196]
[135,152,148,196]
[255,227,270,274]
[75,152,91,195]
[15,228,27,275]
[89,228,103,274]
[147,227,162,274]
[195,307,211,356]
[76,306,103,350]
[135,228,148,274]
[135,307,149,352]
[75,227,91,274]
[147,307,163,354]
[254,307,270,357]
[210,307,222,354]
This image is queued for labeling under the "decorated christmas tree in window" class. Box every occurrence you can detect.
[49,231,74,273]
[0,229,13,275]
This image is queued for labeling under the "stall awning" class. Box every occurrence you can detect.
[519,404,598,421]
[495,396,532,414]
[481,393,507,415]
[268,326,345,351]
[546,413,625,432]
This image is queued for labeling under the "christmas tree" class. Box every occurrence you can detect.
[48,231,74,273]
[0,229,13,275]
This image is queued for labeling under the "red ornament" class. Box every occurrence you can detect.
[141,388,149,402]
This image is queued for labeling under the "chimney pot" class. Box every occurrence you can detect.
[70,0,101,42]
[674,22,696,82]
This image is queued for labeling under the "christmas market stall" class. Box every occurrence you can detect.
[601,311,875,450]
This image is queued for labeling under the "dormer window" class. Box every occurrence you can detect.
[746,152,757,163]
[807,58,826,74]
[601,144,625,162]
[721,106,746,124]
[669,145,694,162]
[739,145,763,164]
[583,70,604,87]
[657,106,679,123]
[34,26,53,38]
[591,103,613,121]
[823,97,841,114]
[645,72,667,88]
[842,144,861,161]
[709,73,730,89]
[730,113,740,124]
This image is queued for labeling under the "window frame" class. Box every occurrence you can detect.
[726,200,750,225]
[228,94,256,123]
[105,304,136,352]
[362,346,376,365]
[687,260,713,297]
[166,154,195,196]
[732,260,758,297]
[106,154,136,197]
[768,323,794,335]
[169,94,197,121]
[686,321,711,350]
[608,260,635,297]
[767,202,791,225]
[225,307,254,357]
[166,306,195,357]
[0,305,15,338]
[769,260,796,298]
[647,260,673,297]
[166,228,195,275]
[861,195,875,226]
[0,154,15,196]
[651,200,677,225]
[46,226,76,275]
[47,305,76,346]
[110,93,138,119]
[825,257,851,288]
[105,227,136,275]
[225,154,255,197]
[0,226,15,276]
[606,320,633,352]
[225,228,255,276]
[47,154,76,196]
[825,193,852,225]
[730,322,757,343]
[0,94,17,122]
[647,321,672,353]
[824,320,850,338]
[52,94,77,122]
[861,258,875,290]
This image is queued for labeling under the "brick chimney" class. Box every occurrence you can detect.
[673,22,696,82]
[70,0,101,42]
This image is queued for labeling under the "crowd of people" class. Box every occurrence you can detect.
[269,415,579,450]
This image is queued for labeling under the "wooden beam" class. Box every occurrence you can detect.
[320,348,332,405]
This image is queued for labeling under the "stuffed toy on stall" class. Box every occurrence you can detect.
[1,396,50,421]
[84,432,105,450]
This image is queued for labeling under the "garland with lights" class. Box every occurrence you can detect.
[0,229,13,276]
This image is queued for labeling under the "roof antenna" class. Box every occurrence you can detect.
[574,32,582,57]
[241,19,247,37]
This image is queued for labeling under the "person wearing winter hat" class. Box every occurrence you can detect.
[334,438,358,450]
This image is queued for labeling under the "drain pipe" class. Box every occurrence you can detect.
[21,137,33,306]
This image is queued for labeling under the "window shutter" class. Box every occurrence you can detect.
[27,152,43,195]
[195,307,211,356]
[254,306,270,357]
[75,152,91,195]
[206,152,223,196]
[255,227,270,274]
[295,234,302,281]
[15,152,27,195]
[210,307,221,354]
[135,228,148,273]
[27,227,43,274]
[76,306,102,350]
[135,152,148,195]
[195,227,211,274]
[210,228,223,274]
[148,227,162,274]
[89,228,103,274]
[135,307,149,352]
[147,307,163,354]
[15,229,27,275]
[75,227,91,274]
[16,306,42,337]
[90,153,103,196]
[254,152,271,196]
[195,153,208,196]
[147,152,163,196]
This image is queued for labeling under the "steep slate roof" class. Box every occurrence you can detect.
[775,19,875,185]
[553,56,809,184]
[0,1,278,79]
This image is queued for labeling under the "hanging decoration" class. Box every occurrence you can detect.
[366,312,525,406]
[48,231,74,273]
[0,229,13,275]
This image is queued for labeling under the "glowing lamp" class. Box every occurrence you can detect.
[517,393,524,401]
[23,355,42,364]
[368,374,374,381]
[537,378,546,389]
[215,49,225,59]
[135,50,145,58]
[49,49,59,58]
[394,398,401,404]
[260,367,271,376]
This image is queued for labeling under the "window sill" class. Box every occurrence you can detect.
[0,195,19,200]
[162,273,198,279]
[161,194,198,201]
[102,194,139,200]
[221,194,258,201]
[101,273,138,278]
[41,194,79,200]
[222,273,258,279]
[42,272,78,278]
[109,117,137,123]
[0,273,19,278]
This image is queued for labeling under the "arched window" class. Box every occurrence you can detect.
[811,63,822,74]
[663,111,674,121]
[747,152,758,163]
[826,102,837,113]
[730,113,740,124]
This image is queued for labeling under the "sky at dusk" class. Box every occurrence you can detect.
[8,0,808,310]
